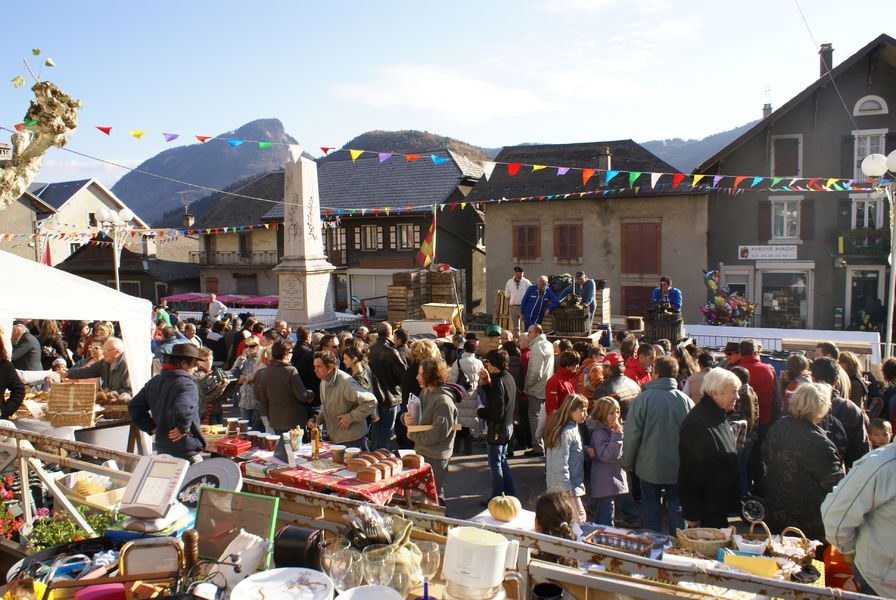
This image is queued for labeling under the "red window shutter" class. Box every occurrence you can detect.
[575,224,583,259]
[773,138,800,177]
[553,224,560,259]
[534,225,541,260]
[621,286,654,315]
[800,198,814,240]
[512,226,520,259]
[621,222,660,274]
[758,201,771,240]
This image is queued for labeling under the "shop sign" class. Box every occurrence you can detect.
[738,245,798,260]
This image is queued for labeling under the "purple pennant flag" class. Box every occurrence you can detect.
[162,133,179,142]
[378,152,392,163]
[557,167,570,176]
[712,175,724,187]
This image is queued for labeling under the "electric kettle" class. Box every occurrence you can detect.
[442,527,523,600]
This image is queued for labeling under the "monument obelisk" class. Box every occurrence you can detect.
[274,152,339,328]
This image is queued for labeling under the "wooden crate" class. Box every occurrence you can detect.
[594,289,612,325]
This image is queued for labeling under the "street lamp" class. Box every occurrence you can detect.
[861,150,896,357]
[96,206,135,292]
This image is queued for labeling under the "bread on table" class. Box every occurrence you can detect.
[372,463,390,478]
[357,466,381,483]
[346,458,369,473]
[373,449,393,460]
[401,454,424,469]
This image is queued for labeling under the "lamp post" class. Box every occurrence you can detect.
[861,150,896,357]
[95,207,135,292]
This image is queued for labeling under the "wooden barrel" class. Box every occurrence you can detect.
[552,305,591,336]
[644,313,684,343]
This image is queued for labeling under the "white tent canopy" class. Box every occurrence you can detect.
[0,249,152,392]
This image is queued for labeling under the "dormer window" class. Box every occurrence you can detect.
[853,95,888,116]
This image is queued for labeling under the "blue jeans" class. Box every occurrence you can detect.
[240,408,259,431]
[592,495,625,526]
[640,480,684,534]
[853,565,879,597]
[370,404,399,451]
[487,437,515,498]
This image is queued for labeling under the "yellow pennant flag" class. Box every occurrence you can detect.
[384,207,391,215]
[349,149,364,162]
[461,202,467,209]
[692,174,705,187]
[129,130,146,140]
[826,178,837,188]
[532,165,546,171]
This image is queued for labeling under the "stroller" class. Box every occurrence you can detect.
[730,418,767,523]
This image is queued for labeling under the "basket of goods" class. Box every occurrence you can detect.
[675,528,731,558]
[734,521,772,555]
[768,527,817,565]
[48,381,98,427]
[95,390,131,419]
[583,529,654,557]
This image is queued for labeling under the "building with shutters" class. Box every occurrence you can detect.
[468,141,708,324]
[697,34,896,330]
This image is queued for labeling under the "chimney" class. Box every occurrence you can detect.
[598,146,612,171]
[762,103,772,119]
[819,43,833,77]
[183,205,195,229]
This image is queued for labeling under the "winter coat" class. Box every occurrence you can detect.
[317,368,377,444]
[621,377,694,485]
[11,333,42,372]
[762,416,844,541]
[545,367,578,417]
[520,284,559,330]
[228,353,261,410]
[451,353,484,429]
[478,369,516,438]
[369,339,406,408]
[67,354,132,395]
[524,334,554,399]
[678,397,739,527]
[829,391,872,469]
[408,385,459,460]
[589,424,627,498]
[623,357,651,388]
[546,421,586,497]
[129,368,206,459]
[0,361,25,420]
[38,334,70,369]
[737,355,777,426]
[290,341,319,403]
[256,360,310,431]
[593,373,641,420]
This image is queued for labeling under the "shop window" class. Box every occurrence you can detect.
[513,224,540,262]
[771,135,801,177]
[554,223,583,264]
[760,272,808,328]
[621,286,654,316]
[853,129,887,180]
[620,222,660,275]
[770,198,800,240]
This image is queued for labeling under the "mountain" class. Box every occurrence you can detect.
[639,120,758,173]
[332,130,499,162]
[110,118,297,224]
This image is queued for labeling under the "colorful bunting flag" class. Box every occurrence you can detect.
[532,165,546,171]
[406,154,421,162]
[692,174,705,187]
[349,149,364,162]
[24,118,37,125]
[650,173,661,188]
[713,175,725,187]
[507,163,522,176]
[96,126,112,135]
[606,170,618,183]
[482,162,497,181]
[227,139,244,148]
[431,154,450,165]
[196,135,210,143]
[751,177,764,187]
[162,133,179,142]
[628,172,641,187]
[129,130,146,140]
[582,168,595,185]
[378,152,393,163]
[672,173,685,189]
[733,176,747,189]
[557,167,570,176]
[14,123,25,132]
[258,141,273,149]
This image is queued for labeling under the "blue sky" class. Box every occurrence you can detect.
[2,0,894,187]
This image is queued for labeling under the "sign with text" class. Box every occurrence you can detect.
[738,245,798,260]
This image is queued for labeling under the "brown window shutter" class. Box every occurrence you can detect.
[800,198,815,240]
[620,223,632,274]
[652,223,661,274]
[773,138,800,177]
[512,226,520,259]
[758,200,771,240]
[575,224,583,259]
[534,225,541,260]
[553,224,560,259]
[842,135,855,179]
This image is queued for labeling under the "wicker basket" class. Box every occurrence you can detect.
[769,527,814,565]
[583,529,654,557]
[50,411,96,427]
[675,528,730,558]
[735,521,772,555]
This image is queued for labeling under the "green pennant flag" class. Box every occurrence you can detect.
[24,118,37,125]
[258,141,273,149]
[771,177,783,188]
[629,172,641,187]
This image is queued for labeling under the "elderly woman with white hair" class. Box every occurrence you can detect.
[763,382,844,542]
[678,367,740,528]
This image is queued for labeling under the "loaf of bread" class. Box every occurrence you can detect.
[346,458,368,473]
[401,454,424,469]
[357,453,377,464]
[373,449,393,460]
[356,466,381,483]
[372,463,389,478]
[386,456,403,472]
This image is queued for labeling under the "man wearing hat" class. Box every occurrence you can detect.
[721,342,741,368]
[504,267,531,336]
[558,272,597,330]
[129,343,207,461]
[593,352,641,420]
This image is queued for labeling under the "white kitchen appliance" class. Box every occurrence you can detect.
[442,527,523,600]
[119,454,190,531]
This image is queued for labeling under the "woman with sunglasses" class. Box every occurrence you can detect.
[229,338,263,429]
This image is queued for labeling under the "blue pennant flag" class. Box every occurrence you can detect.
[430,154,450,165]
[227,139,244,148]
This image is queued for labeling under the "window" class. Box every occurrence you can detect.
[554,222,583,263]
[238,233,251,257]
[512,224,540,261]
[853,95,889,116]
[771,198,800,240]
[205,277,219,294]
[111,281,141,297]
[620,222,660,275]
[852,196,883,229]
[87,213,97,227]
[621,286,654,315]
[234,274,258,295]
[356,225,382,251]
[391,223,421,250]
[331,227,346,251]
[853,129,887,180]
[69,243,81,255]
[771,135,802,177]
[476,222,485,247]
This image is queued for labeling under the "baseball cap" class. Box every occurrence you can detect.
[599,352,624,366]
[514,266,524,273]
[575,271,585,279]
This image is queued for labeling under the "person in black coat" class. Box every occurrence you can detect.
[811,358,871,469]
[678,368,740,528]
[368,322,406,450]
[290,326,318,400]
[0,335,25,420]
[10,323,42,372]
[478,348,517,500]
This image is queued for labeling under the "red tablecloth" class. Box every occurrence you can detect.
[238,453,438,506]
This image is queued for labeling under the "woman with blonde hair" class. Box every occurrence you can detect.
[587,396,627,525]
[544,394,589,524]
[838,351,867,409]
[38,319,70,369]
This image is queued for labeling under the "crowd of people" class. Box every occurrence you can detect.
[2,297,895,596]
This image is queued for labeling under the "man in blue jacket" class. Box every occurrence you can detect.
[520,276,559,330]
[650,276,682,312]
[558,271,597,328]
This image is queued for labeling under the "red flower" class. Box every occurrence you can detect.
[73,536,84,542]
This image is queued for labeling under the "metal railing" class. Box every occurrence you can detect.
[189,250,279,266]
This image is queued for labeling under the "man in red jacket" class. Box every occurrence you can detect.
[624,344,655,388]
[545,350,580,417]
[737,340,777,427]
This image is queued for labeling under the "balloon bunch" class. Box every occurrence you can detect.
[699,270,756,326]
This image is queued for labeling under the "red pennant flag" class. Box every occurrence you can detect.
[581,168,595,185]
[321,146,333,154]
[671,173,685,189]
[14,123,25,132]
[507,163,522,176]
[807,177,821,190]
[406,154,421,162]
[196,135,211,143]
[733,176,747,189]
[96,126,112,135]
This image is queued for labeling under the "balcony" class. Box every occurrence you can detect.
[832,227,890,260]
[189,250,279,267]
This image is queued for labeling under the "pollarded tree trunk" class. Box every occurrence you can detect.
[0,81,79,210]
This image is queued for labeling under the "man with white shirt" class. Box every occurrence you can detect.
[208,293,227,322]
[504,266,531,336]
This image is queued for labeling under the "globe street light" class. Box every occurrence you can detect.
[96,207,136,292]
[861,150,896,357]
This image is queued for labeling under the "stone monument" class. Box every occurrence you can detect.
[274,152,339,329]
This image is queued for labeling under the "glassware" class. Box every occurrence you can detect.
[362,544,396,586]
[320,535,351,575]
[417,541,441,581]
[328,547,363,593]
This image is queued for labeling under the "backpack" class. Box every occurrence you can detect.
[455,364,472,391]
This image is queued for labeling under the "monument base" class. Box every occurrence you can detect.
[275,256,342,330]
